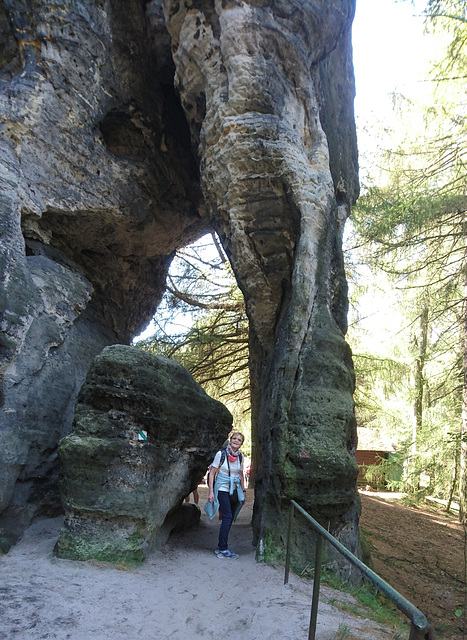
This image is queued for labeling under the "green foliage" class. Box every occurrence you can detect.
[319,569,406,631]
[332,624,353,640]
[362,457,406,492]
[135,233,251,437]
[424,1,467,80]
[347,0,467,508]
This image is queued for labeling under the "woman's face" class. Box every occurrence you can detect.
[230,434,243,451]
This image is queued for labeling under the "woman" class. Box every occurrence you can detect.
[208,431,246,558]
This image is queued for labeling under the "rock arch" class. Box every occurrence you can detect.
[0,0,359,566]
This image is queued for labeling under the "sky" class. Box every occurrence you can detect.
[353,0,431,111]
[352,0,437,174]
[348,0,441,339]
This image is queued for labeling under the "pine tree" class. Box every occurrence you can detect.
[135,233,251,436]
[348,0,467,511]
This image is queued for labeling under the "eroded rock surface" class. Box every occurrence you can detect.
[1,0,360,567]
[162,0,360,570]
[55,344,231,563]
[0,0,206,551]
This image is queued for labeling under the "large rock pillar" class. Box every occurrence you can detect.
[162,0,360,568]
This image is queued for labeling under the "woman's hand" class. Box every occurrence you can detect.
[208,490,214,504]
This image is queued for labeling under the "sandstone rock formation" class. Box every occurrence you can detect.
[54,345,231,563]
[0,0,359,568]
[162,0,360,571]
[0,0,208,552]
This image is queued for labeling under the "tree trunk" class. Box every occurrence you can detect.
[446,432,460,513]
[459,239,467,524]
[408,301,429,492]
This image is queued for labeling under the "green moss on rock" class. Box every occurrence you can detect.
[55,345,231,564]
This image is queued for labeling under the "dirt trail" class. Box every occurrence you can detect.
[359,491,465,639]
[0,487,463,639]
[0,486,397,640]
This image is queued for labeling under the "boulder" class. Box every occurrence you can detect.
[54,345,231,564]
[0,0,206,551]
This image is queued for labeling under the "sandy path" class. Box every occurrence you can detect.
[0,487,397,640]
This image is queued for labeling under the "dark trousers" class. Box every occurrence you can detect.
[217,490,238,550]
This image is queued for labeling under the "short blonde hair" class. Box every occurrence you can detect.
[230,431,244,444]
[221,431,245,449]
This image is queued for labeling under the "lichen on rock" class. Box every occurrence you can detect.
[54,345,231,564]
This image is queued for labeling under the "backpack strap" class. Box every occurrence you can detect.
[218,449,243,476]
[211,449,229,482]
[219,449,226,469]
[221,449,231,476]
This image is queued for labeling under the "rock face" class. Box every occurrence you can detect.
[55,344,231,563]
[162,0,360,570]
[0,0,207,552]
[0,0,360,567]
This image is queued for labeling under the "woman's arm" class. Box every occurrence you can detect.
[240,465,246,497]
[208,465,217,503]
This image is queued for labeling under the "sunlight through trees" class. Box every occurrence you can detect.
[348,0,467,518]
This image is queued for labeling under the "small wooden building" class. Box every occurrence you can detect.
[356,449,403,488]
[356,450,389,485]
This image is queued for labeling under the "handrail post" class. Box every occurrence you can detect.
[284,502,294,585]
[409,624,425,640]
[308,533,323,640]
[284,500,434,639]
[409,622,435,640]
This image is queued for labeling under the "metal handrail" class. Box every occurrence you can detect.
[284,499,436,640]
